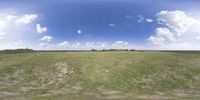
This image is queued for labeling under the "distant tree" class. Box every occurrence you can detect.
[130,49,135,51]
[0,48,34,54]
[91,49,97,51]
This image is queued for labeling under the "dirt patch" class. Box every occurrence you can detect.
[96,86,125,99]
[35,62,75,86]
[174,90,200,97]
[0,69,24,86]
[137,95,174,99]
[0,62,4,67]
[0,92,19,97]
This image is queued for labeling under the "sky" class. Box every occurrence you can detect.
[1,0,200,50]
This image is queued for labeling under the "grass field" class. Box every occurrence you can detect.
[0,51,200,100]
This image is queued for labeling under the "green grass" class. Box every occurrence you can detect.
[0,51,200,100]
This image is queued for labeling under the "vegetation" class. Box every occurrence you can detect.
[0,49,34,54]
[0,51,199,100]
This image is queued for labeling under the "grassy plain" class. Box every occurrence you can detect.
[0,51,200,100]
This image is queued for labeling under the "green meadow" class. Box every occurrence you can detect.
[0,51,199,100]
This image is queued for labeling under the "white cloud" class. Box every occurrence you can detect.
[36,24,47,33]
[15,14,38,24]
[38,41,81,50]
[96,42,107,48]
[98,42,107,48]
[0,31,8,36]
[0,13,38,39]
[39,41,71,50]
[109,24,115,27]
[5,15,17,21]
[73,41,81,48]
[40,35,53,42]
[85,41,107,49]
[0,40,28,49]
[137,15,145,22]
[196,36,200,40]
[58,41,70,48]
[13,40,24,45]
[114,41,128,45]
[148,10,200,50]
[36,41,133,50]
[145,18,153,22]
[86,42,94,47]
[157,10,200,35]
[0,20,8,37]
[148,27,176,45]
[77,29,82,34]
[39,42,49,47]
[112,41,128,48]
[0,12,45,49]
[0,20,6,28]
[148,36,165,45]
[138,15,153,23]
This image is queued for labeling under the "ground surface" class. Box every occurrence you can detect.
[0,51,200,100]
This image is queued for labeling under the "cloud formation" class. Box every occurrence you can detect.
[57,41,70,48]
[72,41,81,48]
[40,35,53,42]
[137,15,145,22]
[138,15,153,23]
[15,14,38,24]
[148,10,200,50]
[36,24,47,33]
[148,27,176,45]
[112,41,128,48]
[145,18,153,22]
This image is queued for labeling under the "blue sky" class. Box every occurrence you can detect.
[0,0,200,50]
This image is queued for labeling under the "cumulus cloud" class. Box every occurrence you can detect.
[0,12,47,49]
[5,15,17,21]
[112,41,128,48]
[36,24,47,33]
[58,41,70,48]
[40,35,53,42]
[85,42,107,49]
[148,27,176,45]
[148,10,200,50]
[0,40,28,50]
[148,36,165,45]
[86,42,95,47]
[145,18,153,22]
[157,10,200,35]
[0,20,8,37]
[38,41,70,50]
[138,15,153,23]
[0,13,38,39]
[0,20,6,28]
[15,14,37,24]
